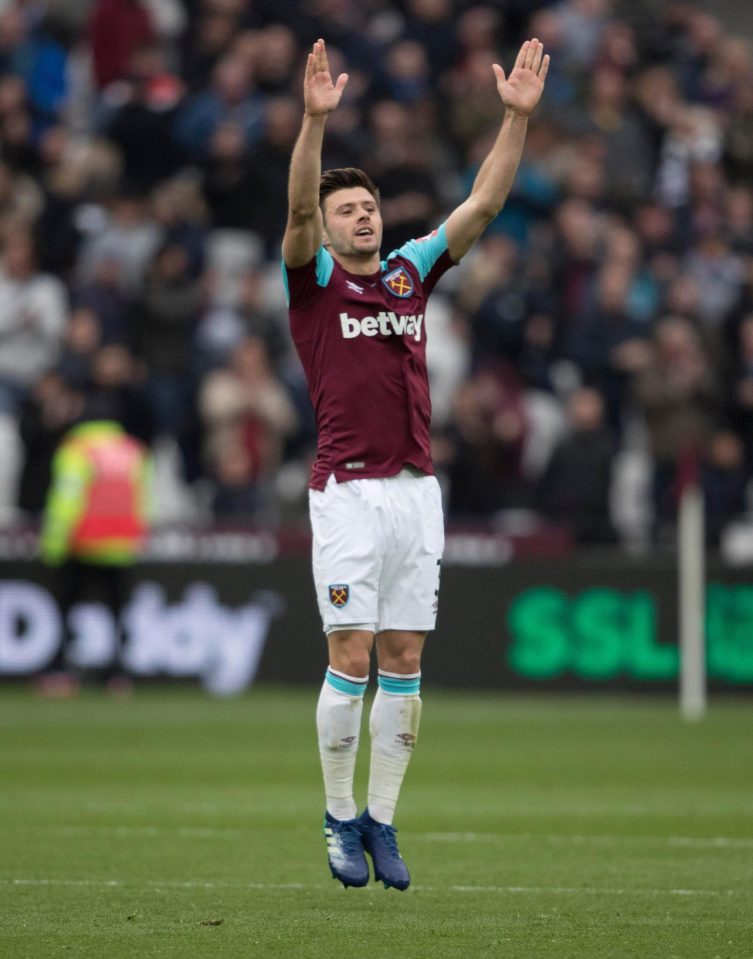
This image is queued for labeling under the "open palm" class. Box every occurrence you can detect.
[494,39,549,117]
[304,39,349,117]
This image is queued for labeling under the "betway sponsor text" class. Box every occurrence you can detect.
[339,311,424,341]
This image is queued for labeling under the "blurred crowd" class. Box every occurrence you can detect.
[1,0,752,547]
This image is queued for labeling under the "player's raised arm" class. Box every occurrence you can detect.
[282,39,349,268]
[445,38,549,263]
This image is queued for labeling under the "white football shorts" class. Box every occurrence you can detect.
[309,469,445,634]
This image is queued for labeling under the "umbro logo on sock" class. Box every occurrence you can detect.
[395,733,416,748]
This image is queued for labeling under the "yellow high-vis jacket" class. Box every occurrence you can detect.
[40,421,151,566]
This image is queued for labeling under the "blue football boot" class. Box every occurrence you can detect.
[357,809,410,891]
[323,811,369,888]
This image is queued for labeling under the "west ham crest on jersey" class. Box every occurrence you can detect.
[328,584,350,608]
[383,266,414,298]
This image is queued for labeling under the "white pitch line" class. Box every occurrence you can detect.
[13,823,753,852]
[420,832,753,851]
[450,885,729,897]
[51,824,248,839]
[667,836,753,850]
[15,825,753,853]
[6,879,306,890]
[1,878,741,898]
[415,803,753,816]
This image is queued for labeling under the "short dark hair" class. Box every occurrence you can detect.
[319,167,380,215]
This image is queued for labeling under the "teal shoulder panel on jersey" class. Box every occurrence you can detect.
[280,259,290,305]
[382,223,449,281]
[315,246,335,285]
[281,246,335,305]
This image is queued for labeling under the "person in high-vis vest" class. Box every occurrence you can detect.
[39,418,151,688]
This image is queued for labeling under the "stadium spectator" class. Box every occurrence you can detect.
[726,312,753,475]
[242,95,309,254]
[724,184,753,255]
[150,173,208,278]
[38,408,152,690]
[700,428,748,546]
[194,264,291,383]
[133,240,203,478]
[76,190,162,297]
[57,305,104,389]
[684,226,744,332]
[550,198,602,342]
[88,0,155,91]
[363,99,440,256]
[633,315,722,538]
[207,440,263,518]
[200,117,260,230]
[33,127,88,280]
[0,158,43,235]
[200,94,298,251]
[374,39,433,107]
[100,43,186,192]
[459,118,560,247]
[0,227,68,415]
[18,370,84,517]
[724,80,753,184]
[198,334,298,519]
[446,361,530,518]
[71,256,134,347]
[537,385,616,543]
[0,74,40,173]
[556,0,610,72]
[246,24,299,96]
[464,234,537,365]
[7,9,70,128]
[562,242,654,432]
[172,52,265,159]
[445,47,507,153]
[180,3,246,93]
[403,0,457,75]
[83,344,154,446]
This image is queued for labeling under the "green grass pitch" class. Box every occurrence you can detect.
[2,685,752,958]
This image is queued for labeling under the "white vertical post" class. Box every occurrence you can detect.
[678,481,706,720]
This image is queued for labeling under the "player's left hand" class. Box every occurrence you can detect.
[493,39,549,117]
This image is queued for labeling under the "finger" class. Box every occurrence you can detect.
[318,38,329,70]
[305,53,314,80]
[532,40,544,73]
[311,38,323,70]
[525,38,538,70]
[492,63,505,85]
[515,40,529,70]
[539,53,550,82]
[334,72,349,93]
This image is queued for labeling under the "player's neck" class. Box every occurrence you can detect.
[331,249,381,276]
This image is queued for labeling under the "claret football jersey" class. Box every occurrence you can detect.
[282,224,455,490]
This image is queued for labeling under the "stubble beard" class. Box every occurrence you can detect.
[326,228,381,262]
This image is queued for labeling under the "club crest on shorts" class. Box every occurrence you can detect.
[328,584,350,608]
[383,266,414,298]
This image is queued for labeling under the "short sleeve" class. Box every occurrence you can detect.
[281,247,335,310]
[385,223,450,280]
[383,223,454,296]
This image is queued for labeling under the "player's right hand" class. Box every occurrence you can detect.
[304,38,348,117]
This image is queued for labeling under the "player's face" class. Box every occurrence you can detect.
[322,187,383,259]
